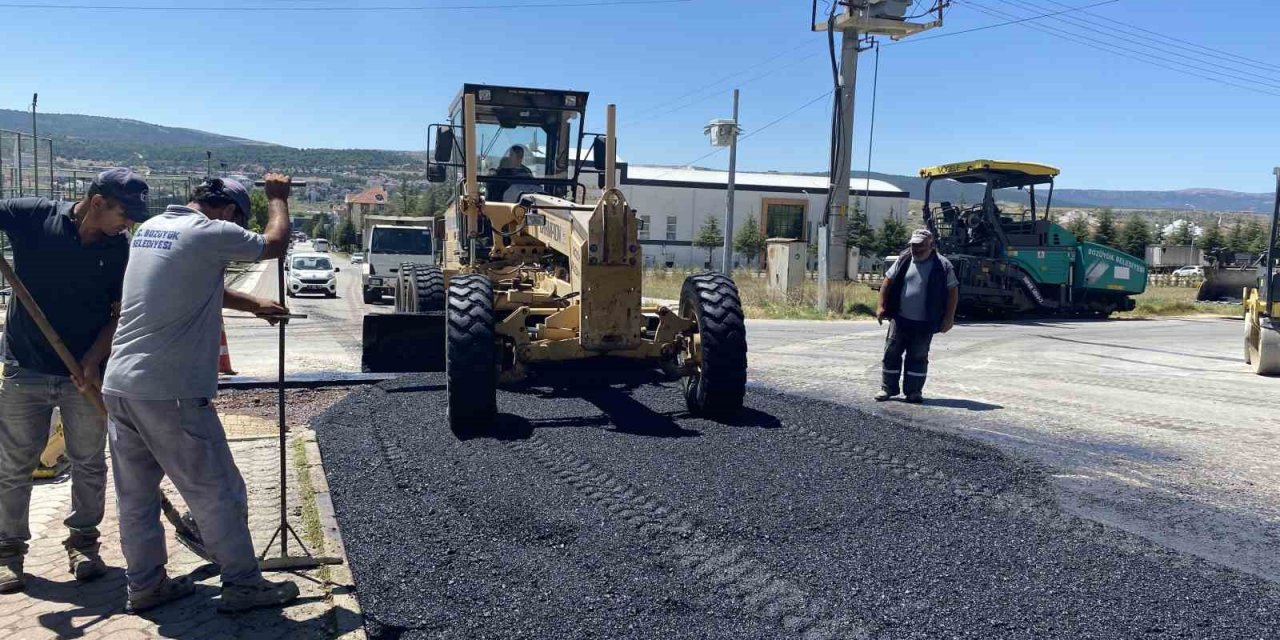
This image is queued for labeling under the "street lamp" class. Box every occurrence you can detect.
[704,89,741,273]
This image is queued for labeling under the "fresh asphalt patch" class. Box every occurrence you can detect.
[313,371,1280,639]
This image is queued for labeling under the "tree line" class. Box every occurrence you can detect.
[1064,209,1273,259]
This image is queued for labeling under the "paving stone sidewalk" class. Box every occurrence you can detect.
[0,429,364,640]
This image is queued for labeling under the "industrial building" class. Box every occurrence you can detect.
[610,164,908,269]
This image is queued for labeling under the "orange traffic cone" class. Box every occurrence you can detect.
[219,326,237,375]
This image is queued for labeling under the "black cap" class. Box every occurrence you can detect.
[92,168,150,222]
[197,177,252,223]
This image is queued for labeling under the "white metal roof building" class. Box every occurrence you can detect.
[604,164,909,269]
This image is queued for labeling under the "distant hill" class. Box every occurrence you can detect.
[0,108,419,177]
[0,108,263,147]
[842,171,1272,213]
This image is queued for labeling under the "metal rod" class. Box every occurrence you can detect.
[605,104,616,191]
[1267,167,1280,311]
[15,133,22,198]
[276,254,287,557]
[30,94,37,198]
[722,89,738,273]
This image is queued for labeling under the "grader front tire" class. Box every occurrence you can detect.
[414,265,445,312]
[679,272,747,418]
[446,274,498,435]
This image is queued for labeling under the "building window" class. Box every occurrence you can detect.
[639,215,650,240]
[666,215,678,241]
[762,199,807,240]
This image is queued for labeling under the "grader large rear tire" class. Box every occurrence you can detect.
[414,265,445,312]
[679,272,747,418]
[446,274,497,435]
[394,263,415,313]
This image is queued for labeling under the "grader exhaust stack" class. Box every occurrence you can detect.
[360,84,748,435]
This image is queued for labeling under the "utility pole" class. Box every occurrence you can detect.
[30,94,38,198]
[811,0,945,311]
[206,151,212,177]
[705,90,742,273]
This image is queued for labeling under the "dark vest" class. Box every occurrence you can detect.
[883,249,950,333]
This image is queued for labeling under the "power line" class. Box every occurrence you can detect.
[960,0,1280,98]
[882,0,1119,47]
[644,88,834,180]
[990,0,1280,88]
[1034,0,1280,73]
[0,0,689,10]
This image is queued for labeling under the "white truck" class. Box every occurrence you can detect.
[361,217,436,304]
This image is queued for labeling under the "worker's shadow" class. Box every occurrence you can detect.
[30,566,356,638]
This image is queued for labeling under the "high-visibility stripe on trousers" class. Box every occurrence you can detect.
[881,318,934,396]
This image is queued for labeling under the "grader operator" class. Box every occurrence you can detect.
[361,84,747,435]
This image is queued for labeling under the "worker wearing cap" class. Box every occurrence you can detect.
[101,175,296,614]
[0,168,150,593]
[875,228,959,403]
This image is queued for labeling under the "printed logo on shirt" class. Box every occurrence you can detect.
[132,229,181,250]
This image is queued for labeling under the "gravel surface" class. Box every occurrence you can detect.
[216,387,356,425]
[313,371,1280,640]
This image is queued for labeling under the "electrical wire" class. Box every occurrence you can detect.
[990,0,1280,88]
[961,0,1280,98]
[882,0,1118,47]
[0,0,689,10]
[1033,0,1280,73]
[861,40,880,217]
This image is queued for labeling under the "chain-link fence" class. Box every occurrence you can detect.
[51,169,197,220]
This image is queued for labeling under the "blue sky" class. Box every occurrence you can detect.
[3,0,1279,192]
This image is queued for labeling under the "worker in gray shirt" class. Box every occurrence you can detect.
[102,175,294,614]
[875,228,959,403]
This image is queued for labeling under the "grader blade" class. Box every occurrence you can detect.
[361,312,446,373]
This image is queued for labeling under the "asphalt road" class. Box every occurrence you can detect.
[225,266,1280,634]
[314,372,1280,639]
[222,250,390,376]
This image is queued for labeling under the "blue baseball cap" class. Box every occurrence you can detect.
[218,178,252,224]
[92,168,150,222]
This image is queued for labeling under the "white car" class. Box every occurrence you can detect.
[350,255,364,265]
[286,252,339,298]
[1171,265,1203,278]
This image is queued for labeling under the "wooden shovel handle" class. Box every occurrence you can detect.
[0,254,108,417]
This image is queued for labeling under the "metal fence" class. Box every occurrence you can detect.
[51,169,197,220]
[0,129,54,200]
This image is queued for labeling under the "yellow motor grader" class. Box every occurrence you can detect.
[1243,167,1280,375]
[361,84,747,434]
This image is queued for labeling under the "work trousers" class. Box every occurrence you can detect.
[0,364,106,552]
[104,394,259,591]
[881,318,935,396]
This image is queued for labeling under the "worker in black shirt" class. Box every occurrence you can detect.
[0,168,150,593]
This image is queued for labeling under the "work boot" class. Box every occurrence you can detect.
[65,532,107,581]
[0,545,25,594]
[904,393,924,404]
[219,577,300,613]
[875,390,897,402]
[126,574,196,614]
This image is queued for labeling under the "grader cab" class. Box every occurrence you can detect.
[361,84,747,434]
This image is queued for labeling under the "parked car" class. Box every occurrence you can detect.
[286,252,339,298]
[1171,265,1204,278]
[350,255,364,265]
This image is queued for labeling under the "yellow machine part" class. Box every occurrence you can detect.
[1243,284,1280,376]
[919,159,1061,180]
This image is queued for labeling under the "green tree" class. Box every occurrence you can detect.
[1197,221,1225,258]
[733,216,764,268]
[1244,218,1268,254]
[1064,215,1091,241]
[248,191,268,233]
[693,215,725,268]
[845,202,877,254]
[309,216,330,241]
[1168,220,1196,246]
[338,218,359,251]
[1117,214,1152,259]
[1226,220,1248,253]
[1091,208,1118,248]
[875,216,910,258]
[1152,222,1166,247]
